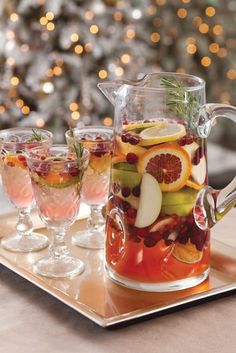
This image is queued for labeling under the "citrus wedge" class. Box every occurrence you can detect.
[116,136,146,157]
[138,143,191,192]
[139,122,186,146]
[90,153,111,173]
[123,121,165,131]
[172,240,203,264]
[185,179,203,190]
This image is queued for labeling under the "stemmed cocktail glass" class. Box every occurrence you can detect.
[25,144,89,278]
[65,126,113,249]
[0,128,53,252]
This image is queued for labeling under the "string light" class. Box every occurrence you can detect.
[84,43,93,52]
[6,57,15,66]
[16,99,24,108]
[22,106,30,115]
[115,67,124,76]
[186,43,197,54]
[6,31,15,39]
[155,0,166,5]
[85,11,94,20]
[10,13,19,22]
[103,117,113,126]
[53,66,62,76]
[71,111,80,120]
[40,17,48,25]
[42,82,54,94]
[177,8,187,19]
[125,29,135,40]
[150,32,161,42]
[227,69,236,80]
[70,33,79,42]
[217,48,227,57]
[0,106,6,113]
[69,102,79,111]
[146,5,157,15]
[201,56,211,67]
[47,68,54,77]
[213,25,223,36]
[199,23,209,34]
[36,118,45,127]
[90,25,99,34]
[205,7,215,17]
[113,11,123,21]
[46,12,54,20]
[74,45,83,54]
[153,17,162,27]
[121,54,130,64]
[209,43,219,53]
[193,16,202,26]
[10,76,19,86]
[98,70,108,79]
[46,22,55,31]
[176,67,186,73]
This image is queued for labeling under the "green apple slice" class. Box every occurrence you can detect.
[134,173,162,228]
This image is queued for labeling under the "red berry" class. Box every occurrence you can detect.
[121,186,131,198]
[135,227,149,238]
[129,135,140,145]
[178,137,187,146]
[18,154,26,162]
[7,161,15,167]
[126,153,138,164]
[144,235,158,248]
[132,185,140,197]
[121,133,130,143]
[126,208,137,219]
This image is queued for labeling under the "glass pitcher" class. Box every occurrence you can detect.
[98,72,236,292]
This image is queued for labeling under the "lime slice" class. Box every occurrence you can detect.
[139,122,186,146]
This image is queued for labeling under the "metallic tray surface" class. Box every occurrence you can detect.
[0,212,236,327]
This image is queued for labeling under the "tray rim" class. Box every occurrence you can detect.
[1,239,236,327]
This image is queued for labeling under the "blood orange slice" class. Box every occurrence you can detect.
[172,240,203,264]
[138,143,191,192]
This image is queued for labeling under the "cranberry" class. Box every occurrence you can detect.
[134,227,149,238]
[35,162,51,177]
[7,161,15,167]
[40,156,46,160]
[112,182,121,194]
[144,235,158,248]
[121,133,130,143]
[126,207,137,219]
[132,185,140,197]
[123,119,129,125]
[177,233,189,244]
[185,135,194,145]
[126,153,138,164]
[121,186,131,198]
[120,200,130,212]
[18,154,26,162]
[68,164,80,177]
[129,135,140,145]
[178,137,187,146]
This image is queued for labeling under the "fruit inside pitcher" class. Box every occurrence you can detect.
[106,119,210,283]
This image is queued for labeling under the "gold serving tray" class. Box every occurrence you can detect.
[0,212,236,328]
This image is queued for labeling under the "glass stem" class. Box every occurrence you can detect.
[49,228,69,260]
[16,208,33,237]
[87,205,105,231]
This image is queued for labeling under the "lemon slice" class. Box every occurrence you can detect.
[139,122,186,146]
[123,121,166,131]
[172,240,203,264]
[185,179,203,190]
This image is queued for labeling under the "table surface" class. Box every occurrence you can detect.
[0,188,236,353]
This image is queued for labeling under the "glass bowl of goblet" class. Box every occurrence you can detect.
[0,128,53,252]
[65,126,113,249]
[25,144,89,278]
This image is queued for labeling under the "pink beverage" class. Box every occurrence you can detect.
[81,167,110,205]
[2,154,34,208]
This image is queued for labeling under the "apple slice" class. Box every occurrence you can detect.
[134,173,162,228]
[191,156,206,185]
[149,216,174,232]
[182,142,199,159]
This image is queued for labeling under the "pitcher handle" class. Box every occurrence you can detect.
[193,103,236,230]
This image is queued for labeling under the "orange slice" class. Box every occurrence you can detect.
[123,121,165,131]
[138,143,191,192]
[116,136,146,157]
[186,179,203,190]
[90,153,111,173]
[112,154,126,164]
[172,240,203,264]
[139,122,186,146]
[4,154,27,169]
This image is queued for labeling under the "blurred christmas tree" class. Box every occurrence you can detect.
[0,0,236,142]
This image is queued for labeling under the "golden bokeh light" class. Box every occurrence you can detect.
[90,25,99,34]
[22,106,30,115]
[36,118,45,127]
[201,56,211,67]
[71,111,80,120]
[121,54,131,64]
[10,76,19,86]
[209,43,219,53]
[125,29,135,40]
[199,23,209,34]
[47,68,54,77]
[85,11,94,20]
[146,5,157,15]
[46,12,54,20]
[176,67,186,73]
[115,67,124,76]
[217,48,227,57]
[103,117,113,126]
[150,32,161,42]
[40,16,48,25]
[226,39,236,48]
[220,92,230,103]
[177,8,187,19]
[98,70,108,79]
[10,13,19,22]
[0,106,6,114]
[74,45,83,54]
[113,11,123,21]
[6,57,15,66]
[182,0,191,3]
[186,43,197,54]
[6,31,15,39]
[16,99,24,108]
[213,25,223,36]
[155,0,166,5]
[193,16,202,26]
[69,102,79,111]
[227,69,236,80]
[46,22,55,31]
[53,66,62,76]
[153,17,162,27]
[84,43,93,52]
[71,33,79,42]
[205,7,216,17]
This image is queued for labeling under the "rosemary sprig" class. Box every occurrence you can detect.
[160,77,200,125]
[28,129,43,142]
[73,142,84,159]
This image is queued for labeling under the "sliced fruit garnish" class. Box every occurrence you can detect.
[123,121,164,131]
[90,153,111,173]
[116,136,146,157]
[112,168,141,189]
[36,172,80,188]
[4,154,27,169]
[138,143,191,192]
[112,154,126,164]
[186,179,203,190]
[191,156,206,185]
[149,216,175,232]
[172,240,203,264]
[182,142,199,159]
[139,122,186,146]
[134,173,162,228]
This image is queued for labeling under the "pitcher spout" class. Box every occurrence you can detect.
[194,177,236,230]
[97,80,129,106]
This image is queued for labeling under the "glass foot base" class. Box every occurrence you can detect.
[1,232,49,253]
[33,256,85,278]
[72,230,104,249]
[106,265,210,292]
